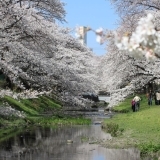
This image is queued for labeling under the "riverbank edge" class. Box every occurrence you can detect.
[100,94,160,159]
[0,95,92,142]
[99,133,160,159]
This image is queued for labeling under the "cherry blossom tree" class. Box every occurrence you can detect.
[109,0,160,17]
[0,0,100,107]
[114,14,160,60]
[70,1,160,107]
[97,0,160,107]
[99,36,160,107]
[108,0,160,60]
[2,0,160,109]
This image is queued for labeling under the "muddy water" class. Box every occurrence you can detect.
[0,109,150,160]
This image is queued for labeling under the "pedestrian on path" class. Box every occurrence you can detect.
[133,95,141,111]
[131,99,136,112]
[147,90,153,106]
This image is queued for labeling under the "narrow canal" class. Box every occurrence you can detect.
[0,108,151,160]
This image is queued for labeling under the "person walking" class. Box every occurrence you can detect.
[156,91,160,105]
[147,90,153,106]
[131,99,136,112]
[133,95,141,111]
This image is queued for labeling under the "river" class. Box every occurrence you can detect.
[0,108,151,160]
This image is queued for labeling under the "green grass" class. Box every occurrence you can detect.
[39,96,61,108]
[3,96,39,115]
[3,95,62,115]
[28,116,91,126]
[20,96,61,113]
[102,94,160,157]
[0,94,91,130]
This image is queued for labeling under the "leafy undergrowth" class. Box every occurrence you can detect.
[103,94,160,158]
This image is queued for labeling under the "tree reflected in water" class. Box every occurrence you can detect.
[0,125,143,160]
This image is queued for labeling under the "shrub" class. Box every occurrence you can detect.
[101,122,123,137]
[139,142,160,156]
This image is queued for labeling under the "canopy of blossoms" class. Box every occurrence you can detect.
[114,13,160,61]
[0,0,100,108]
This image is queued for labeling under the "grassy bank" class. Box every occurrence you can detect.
[0,95,91,138]
[102,94,160,158]
[0,95,91,142]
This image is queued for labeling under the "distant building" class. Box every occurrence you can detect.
[76,26,92,45]
[78,26,87,45]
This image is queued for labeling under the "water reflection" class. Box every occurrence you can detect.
[0,125,144,160]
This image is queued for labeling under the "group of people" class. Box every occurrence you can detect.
[131,90,160,112]
[146,90,160,106]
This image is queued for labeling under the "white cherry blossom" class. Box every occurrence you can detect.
[114,13,160,60]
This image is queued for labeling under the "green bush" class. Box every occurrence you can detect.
[139,142,160,156]
[101,122,123,137]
